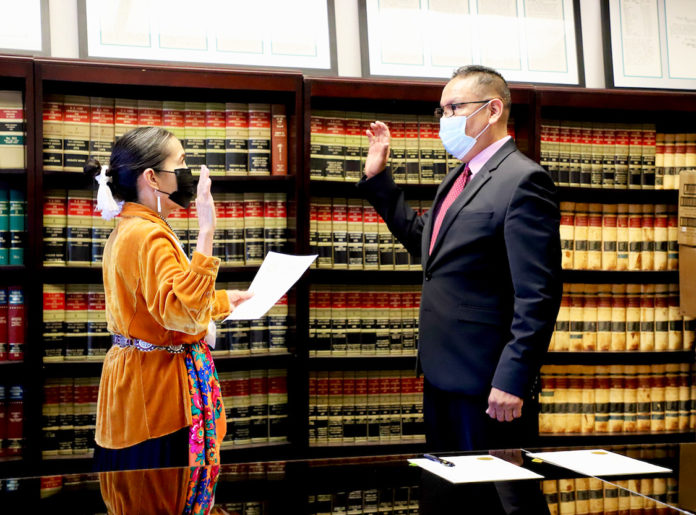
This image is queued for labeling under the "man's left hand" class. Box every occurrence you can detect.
[486,387,523,422]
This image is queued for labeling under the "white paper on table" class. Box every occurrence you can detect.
[225,252,317,320]
[408,455,543,484]
[526,449,672,477]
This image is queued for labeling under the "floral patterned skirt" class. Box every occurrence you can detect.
[184,465,220,515]
[185,341,225,467]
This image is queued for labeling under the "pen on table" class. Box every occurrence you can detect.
[423,453,455,467]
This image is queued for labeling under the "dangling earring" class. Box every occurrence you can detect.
[157,194,162,213]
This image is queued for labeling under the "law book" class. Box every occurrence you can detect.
[636,365,652,433]
[404,115,420,184]
[616,203,630,271]
[309,111,326,180]
[627,204,642,271]
[6,384,23,456]
[162,100,186,143]
[662,133,676,190]
[42,379,61,457]
[113,98,138,141]
[664,364,680,432]
[42,284,65,362]
[0,288,7,361]
[354,370,369,443]
[581,367,596,434]
[331,288,347,356]
[654,284,669,351]
[628,123,643,189]
[243,192,264,265]
[6,286,23,362]
[367,370,381,442]
[244,103,272,176]
[432,119,448,182]
[227,371,251,446]
[315,197,332,269]
[204,102,226,176]
[87,284,108,361]
[378,213,394,270]
[417,115,435,184]
[546,121,561,184]
[314,370,329,445]
[91,191,113,266]
[539,371,555,433]
[137,99,162,128]
[625,284,641,351]
[343,111,362,181]
[601,123,616,188]
[315,285,331,357]
[642,124,657,189]
[42,94,64,171]
[687,132,696,171]
[307,371,317,443]
[322,110,345,181]
[360,112,374,177]
[572,203,588,270]
[579,121,593,187]
[66,190,92,266]
[553,285,571,351]
[638,283,655,352]
[224,102,249,176]
[346,289,361,356]
[566,366,583,432]
[184,101,206,170]
[64,284,88,361]
[374,291,390,355]
[601,203,618,270]
[684,317,696,354]
[668,285,683,351]
[8,188,24,265]
[594,366,610,433]
[582,284,598,351]
[249,306,268,354]
[667,204,678,270]
[567,122,582,187]
[590,123,603,188]
[610,283,627,351]
[674,133,687,190]
[347,198,364,269]
[225,193,245,266]
[57,378,75,455]
[0,91,25,169]
[641,203,655,271]
[678,363,690,431]
[360,288,377,355]
[388,288,403,355]
[332,197,348,269]
[268,369,288,442]
[542,480,559,515]
[401,290,416,355]
[327,370,343,444]
[62,95,91,172]
[539,124,551,175]
[586,203,602,270]
[401,371,417,439]
[263,192,287,255]
[363,202,379,270]
[89,97,114,165]
[574,478,590,513]
[653,204,668,271]
[624,365,638,433]
[557,121,571,186]
[249,369,269,443]
[614,124,629,188]
[650,364,666,432]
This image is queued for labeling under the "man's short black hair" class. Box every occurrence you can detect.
[451,65,511,111]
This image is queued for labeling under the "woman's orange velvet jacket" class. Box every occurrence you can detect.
[95,202,231,449]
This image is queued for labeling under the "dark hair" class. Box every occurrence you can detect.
[84,126,174,202]
[451,65,511,112]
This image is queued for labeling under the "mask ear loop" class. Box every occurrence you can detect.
[157,194,162,213]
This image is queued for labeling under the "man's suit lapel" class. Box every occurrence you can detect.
[425,139,518,269]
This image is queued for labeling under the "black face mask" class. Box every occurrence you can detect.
[153,167,197,209]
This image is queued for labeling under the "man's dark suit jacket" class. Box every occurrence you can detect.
[358,139,562,399]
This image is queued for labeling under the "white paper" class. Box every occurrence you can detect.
[408,455,543,484]
[526,449,672,477]
[225,252,316,321]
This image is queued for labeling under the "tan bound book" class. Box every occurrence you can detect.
[616,203,630,270]
[582,284,598,351]
[641,204,655,270]
[662,133,676,190]
[654,204,668,270]
[587,203,602,270]
[581,366,595,434]
[664,363,680,432]
[654,284,669,351]
[559,201,575,269]
[639,283,655,351]
[62,95,90,172]
[678,363,690,431]
[597,284,612,351]
[636,365,652,432]
[568,284,585,351]
[625,284,641,351]
[573,203,589,270]
[610,283,627,351]
[627,204,642,270]
[42,94,63,171]
[608,364,625,433]
[668,284,683,351]
[554,285,571,351]
[601,203,618,270]
[650,364,666,433]
[624,365,638,433]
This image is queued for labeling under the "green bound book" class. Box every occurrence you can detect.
[8,188,24,265]
[0,184,8,265]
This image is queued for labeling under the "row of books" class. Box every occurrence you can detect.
[0,384,23,457]
[219,369,288,448]
[309,370,425,447]
[551,283,695,352]
[309,285,421,357]
[308,486,419,515]
[0,91,25,169]
[310,109,515,184]
[0,185,25,266]
[540,120,695,190]
[42,377,99,457]
[559,202,679,271]
[310,198,429,270]
[43,190,289,266]
[539,364,695,435]
[0,287,24,362]
[43,283,289,361]
[42,95,287,176]
[542,477,676,514]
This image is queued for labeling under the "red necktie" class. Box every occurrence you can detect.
[429,166,471,255]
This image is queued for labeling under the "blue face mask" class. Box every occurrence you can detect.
[438,100,491,160]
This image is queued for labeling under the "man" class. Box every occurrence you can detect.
[357,65,562,451]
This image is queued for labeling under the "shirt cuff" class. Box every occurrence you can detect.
[212,289,231,320]
[190,251,221,277]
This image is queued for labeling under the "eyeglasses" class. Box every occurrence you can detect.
[434,99,495,119]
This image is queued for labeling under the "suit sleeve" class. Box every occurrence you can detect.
[491,168,562,398]
[357,171,428,257]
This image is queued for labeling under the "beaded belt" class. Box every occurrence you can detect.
[112,334,185,354]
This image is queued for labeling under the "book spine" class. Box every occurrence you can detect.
[363,202,379,270]
[267,294,288,353]
[327,370,343,445]
[162,100,186,142]
[331,197,348,269]
[267,369,288,442]
[354,370,368,443]
[360,288,376,355]
[568,123,582,187]
[601,124,616,189]
[664,363,680,432]
[64,284,88,361]
[309,111,326,180]
[579,122,593,187]
[7,286,24,362]
[346,289,362,356]
[87,284,109,361]
[641,204,655,270]
[66,190,93,266]
[315,197,332,268]
[225,103,249,176]
[582,285,598,351]
[587,203,602,270]
[375,292,390,355]
[628,123,643,189]
[205,102,227,176]
[642,124,657,189]
[315,286,332,357]
[404,115,420,184]
[614,124,629,189]
[668,285,683,351]
[8,188,24,265]
[639,283,655,351]
[89,97,114,165]
[626,284,641,351]
[43,284,65,362]
[417,115,435,184]
[557,122,571,186]
[307,371,316,444]
[324,111,346,181]
[0,91,25,170]
[184,102,206,170]
[596,284,612,351]
[378,214,394,270]
[248,103,271,176]
[594,366,610,433]
[0,288,6,361]
[249,309,268,354]
[136,99,162,127]
[271,104,288,176]
[610,283,627,351]
[601,203,618,271]
[330,288,347,356]
[572,203,588,270]
[42,94,64,171]
[57,377,74,455]
[389,287,403,355]
[315,371,329,445]
[389,117,407,184]
[249,369,269,443]
[581,367,596,433]
[113,98,138,141]
[6,385,23,456]
[347,198,364,269]
[367,371,380,442]
[62,96,90,172]
[650,364,666,432]
[230,370,251,446]
[0,185,7,265]
[244,192,265,265]
[662,133,676,190]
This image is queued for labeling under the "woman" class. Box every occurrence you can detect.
[85,126,251,471]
